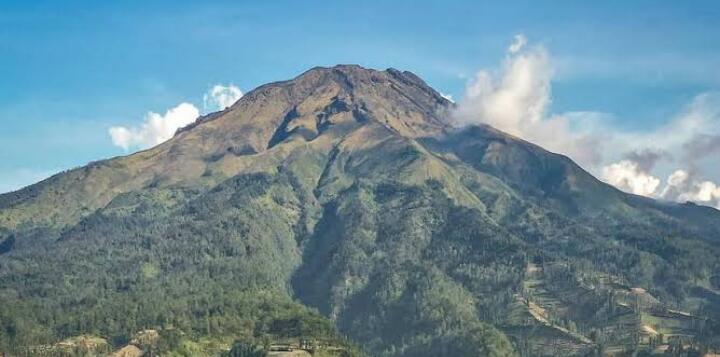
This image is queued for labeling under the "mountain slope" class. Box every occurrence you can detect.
[1,65,720,356]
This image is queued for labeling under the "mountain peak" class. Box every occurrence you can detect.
[177,65,453,153]
[293,65,445,102]
[298,64,426,84]
[3,63,720,357]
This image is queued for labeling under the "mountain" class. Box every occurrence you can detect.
[1,65,720,356]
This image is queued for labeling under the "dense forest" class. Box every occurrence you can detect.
[1,65,720,356]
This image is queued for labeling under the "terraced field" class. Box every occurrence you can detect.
[503,262,710,356]
[503,263,594,356]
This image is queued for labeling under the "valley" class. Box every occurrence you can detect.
[1,65,719,356]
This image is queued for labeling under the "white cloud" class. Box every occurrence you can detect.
[602,160,660,196]
[602,93,720,202]
[609,93,720,161]
[107,84,242,152]
[453,34,605,167]
[440,92,455,103]
[508,34,527,54]
[598,157,720,209]
[667,170,690,187]
[454,36,550,130]
[454,34,720,208]
[660,169,720,207]
[109,103,199,151]
[694,181,720,202]
[203,84,243,112]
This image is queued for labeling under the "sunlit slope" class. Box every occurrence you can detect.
[1,65,720,356]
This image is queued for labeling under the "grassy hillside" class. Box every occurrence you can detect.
[1,65,720,356]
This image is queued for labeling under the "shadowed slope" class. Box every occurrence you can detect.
[1,65,720,356]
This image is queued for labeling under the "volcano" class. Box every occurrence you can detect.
[1,65,719,356]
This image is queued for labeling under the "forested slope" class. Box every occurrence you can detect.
[1,65,719,356]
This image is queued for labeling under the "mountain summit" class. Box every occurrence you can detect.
[2,65,720,356]
[0,65,452,231]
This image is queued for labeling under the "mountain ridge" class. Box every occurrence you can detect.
[1,65,720,356]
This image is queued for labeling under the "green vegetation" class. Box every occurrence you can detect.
[0,173,358,356]
[1,65,720,356]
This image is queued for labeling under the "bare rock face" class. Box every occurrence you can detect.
[2,65,720,357]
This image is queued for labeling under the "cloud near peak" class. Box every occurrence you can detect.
[109,102,199,151]
[109,84,243,151]
[454,36,551,131]
[602,160,661,197]
[601,93,720,208]
[203,84,243,112]
[454,34,720,209]
[453,34,604,168]
[660,170,720,208]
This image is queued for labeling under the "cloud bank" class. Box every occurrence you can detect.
[601,160,661,197]
[453,33,604,167]
[454,35,720,209]
[603,93,720,208]
[661,170,720,207]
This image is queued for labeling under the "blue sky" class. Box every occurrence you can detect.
[1,0,720,203]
